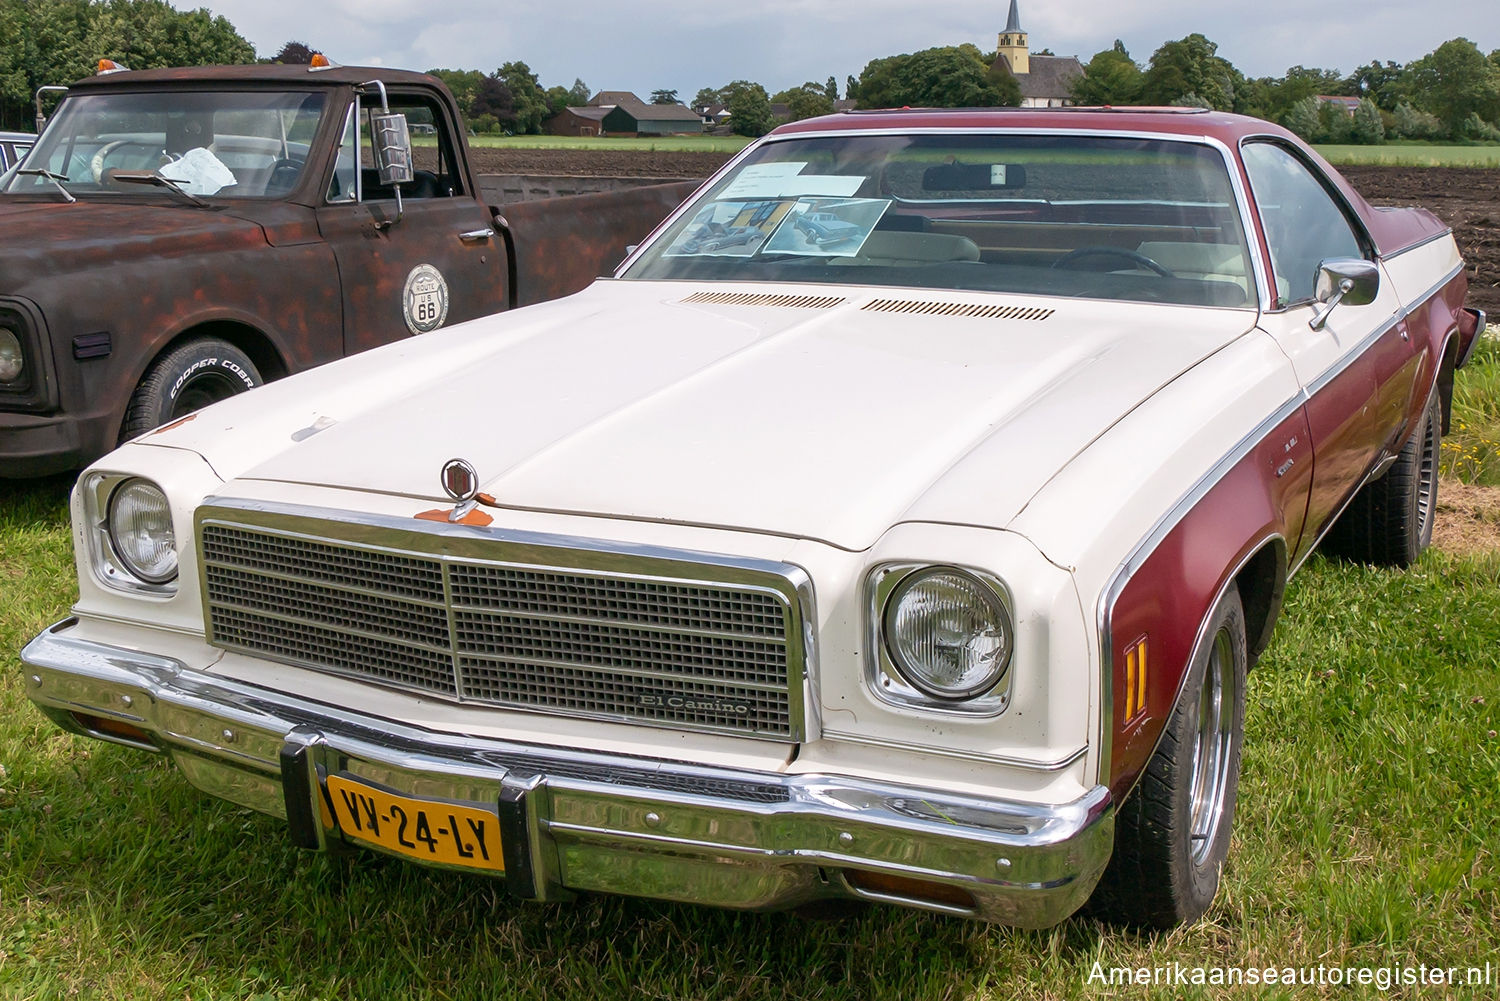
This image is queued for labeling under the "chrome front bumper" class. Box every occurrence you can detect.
[22,619,1113,926]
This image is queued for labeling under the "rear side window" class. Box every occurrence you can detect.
[1241,142,1364,307]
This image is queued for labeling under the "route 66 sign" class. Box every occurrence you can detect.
[402,264,450,334]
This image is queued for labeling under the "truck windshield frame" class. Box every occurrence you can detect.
[3,89,329,200]
[622,132,1259,309]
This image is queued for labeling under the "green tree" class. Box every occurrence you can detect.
[1070,40,1142,105]
[1391,101,1445,140]
[1345,60,1404,110]
[1139,34,1239,111]
[852,44,1021,110]
[773,82,835,121]
[494,60,546,134]
[568,78,590,105]
[1350,97,1386,144]
[428,68,486,120]
[271,41,315,65]
[650,88,678,105]
[1401,38,1500,137]
[727,82,773,136]
[824,76,838,102]
[0,0,254,129]
[544,84,571,117]
[692,86,721,109]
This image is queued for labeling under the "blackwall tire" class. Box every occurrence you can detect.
[1087,588,1248,928]
[119,337,263,444]
[1323,392,1440,568]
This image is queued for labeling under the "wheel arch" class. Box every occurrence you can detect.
[151,319,291,383]
[1234,537,1287,664]
[1435,324,1462,436]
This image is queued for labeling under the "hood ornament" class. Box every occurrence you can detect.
[440,458,481,522]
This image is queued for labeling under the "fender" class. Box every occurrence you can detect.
[1097,399,1310,803]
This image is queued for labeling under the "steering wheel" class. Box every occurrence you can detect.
[1051,246,1177,279]
[90,140,135,182]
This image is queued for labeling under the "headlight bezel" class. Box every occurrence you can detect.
[866,562,1016,716]
[0,300,54,409]
[85,472,181,595]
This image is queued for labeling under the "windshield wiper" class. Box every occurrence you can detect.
[109,171,208,207]
[13,168,76,203]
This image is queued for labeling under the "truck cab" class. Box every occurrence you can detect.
[0,64,691,478]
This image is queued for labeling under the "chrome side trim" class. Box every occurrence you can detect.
[22,622,1113,927]
[1381,226,1456,260]
[194,497,819,743]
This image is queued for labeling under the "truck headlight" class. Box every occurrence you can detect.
[883,567,1012,700]
[0,329,22,382]
[107,478,178,583]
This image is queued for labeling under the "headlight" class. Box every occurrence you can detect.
[107,478,178,583]
[0,328,22,382]
[883,567,1012,700]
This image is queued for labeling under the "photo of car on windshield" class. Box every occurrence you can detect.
[661,195,889,258]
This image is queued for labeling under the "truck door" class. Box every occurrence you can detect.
[316,91,507,356]
[1242,140,1414,566]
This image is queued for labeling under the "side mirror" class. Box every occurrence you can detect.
[370,111,413,187]
[1309,258,1379,330]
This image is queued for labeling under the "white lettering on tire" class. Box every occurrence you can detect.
[168,357,256,401]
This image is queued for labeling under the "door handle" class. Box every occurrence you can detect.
[458,228,493,243]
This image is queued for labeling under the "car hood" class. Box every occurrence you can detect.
[155,281,1257,551]
[0,197,266,285]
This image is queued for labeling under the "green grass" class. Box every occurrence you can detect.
[1313,142,1500,168]
[3,362,1499,998]
[1444,335,1500,485]
[462,134,752,154]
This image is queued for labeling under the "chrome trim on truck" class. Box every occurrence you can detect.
[23,621,1113,926]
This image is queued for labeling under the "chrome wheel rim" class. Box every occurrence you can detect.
[1188,628,1236,866]
[1416,408,1438,538]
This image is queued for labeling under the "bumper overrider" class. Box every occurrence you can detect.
[22,619,1113,926]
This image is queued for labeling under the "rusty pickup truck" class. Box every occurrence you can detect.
[0,63,697,477]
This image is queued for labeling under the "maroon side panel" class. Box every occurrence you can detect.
[1107,407,1311,802]
[502,182,698,307]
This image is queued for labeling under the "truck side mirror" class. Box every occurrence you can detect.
[370,111,414,187]
[1309,258,1379,331]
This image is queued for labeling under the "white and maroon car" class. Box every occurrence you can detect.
[23,108,1486,928]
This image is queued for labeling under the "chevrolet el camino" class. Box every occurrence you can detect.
[22,108,1486,928]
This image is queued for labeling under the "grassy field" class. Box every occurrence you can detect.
[1313,143,1500,168]
[465,134,752,153]
[2,351,1498,998]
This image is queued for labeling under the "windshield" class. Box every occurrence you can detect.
[3,90,327,199]
[624,133,1258,308]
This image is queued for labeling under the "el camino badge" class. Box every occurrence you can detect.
[403,263,450,334]
[639,692,753,718]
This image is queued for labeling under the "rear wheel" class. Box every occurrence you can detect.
[1088,588,1247,928]
[119,336,263,443]
[1323,392,1440,567]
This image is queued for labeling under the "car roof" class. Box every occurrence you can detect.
[66,63,443,91]
[771,107,1297,146]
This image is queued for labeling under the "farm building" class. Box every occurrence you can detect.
[587,91,703,135]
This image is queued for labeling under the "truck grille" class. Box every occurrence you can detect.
[198,513,807,740]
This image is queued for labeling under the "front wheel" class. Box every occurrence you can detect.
[1088,588,1248,928]
[119,337,263,443]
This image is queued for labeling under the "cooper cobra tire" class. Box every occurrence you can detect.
[1322,391,1440,568]
[119,337,263,443]
[1087,588,1247,928]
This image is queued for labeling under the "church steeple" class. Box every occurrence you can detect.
[997,0,1029,75]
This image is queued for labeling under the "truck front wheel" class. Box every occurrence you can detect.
[120,337,264,443]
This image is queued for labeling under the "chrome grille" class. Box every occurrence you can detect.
[198,513,806,740]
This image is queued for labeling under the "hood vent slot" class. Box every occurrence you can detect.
[862,298,1055,321]
[681,291,846,309]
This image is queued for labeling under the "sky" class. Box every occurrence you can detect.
[178,0,1499,101]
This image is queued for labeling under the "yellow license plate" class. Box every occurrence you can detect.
[325,773,504,872]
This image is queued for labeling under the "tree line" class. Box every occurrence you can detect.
[1072,34,1500,144]
[2,1,1495,146]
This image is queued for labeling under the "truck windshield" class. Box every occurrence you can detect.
[3,90,327,199]
[622,133,1258,308]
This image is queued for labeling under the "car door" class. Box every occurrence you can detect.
[1242,140,1415,566]
[315,90,506,357]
